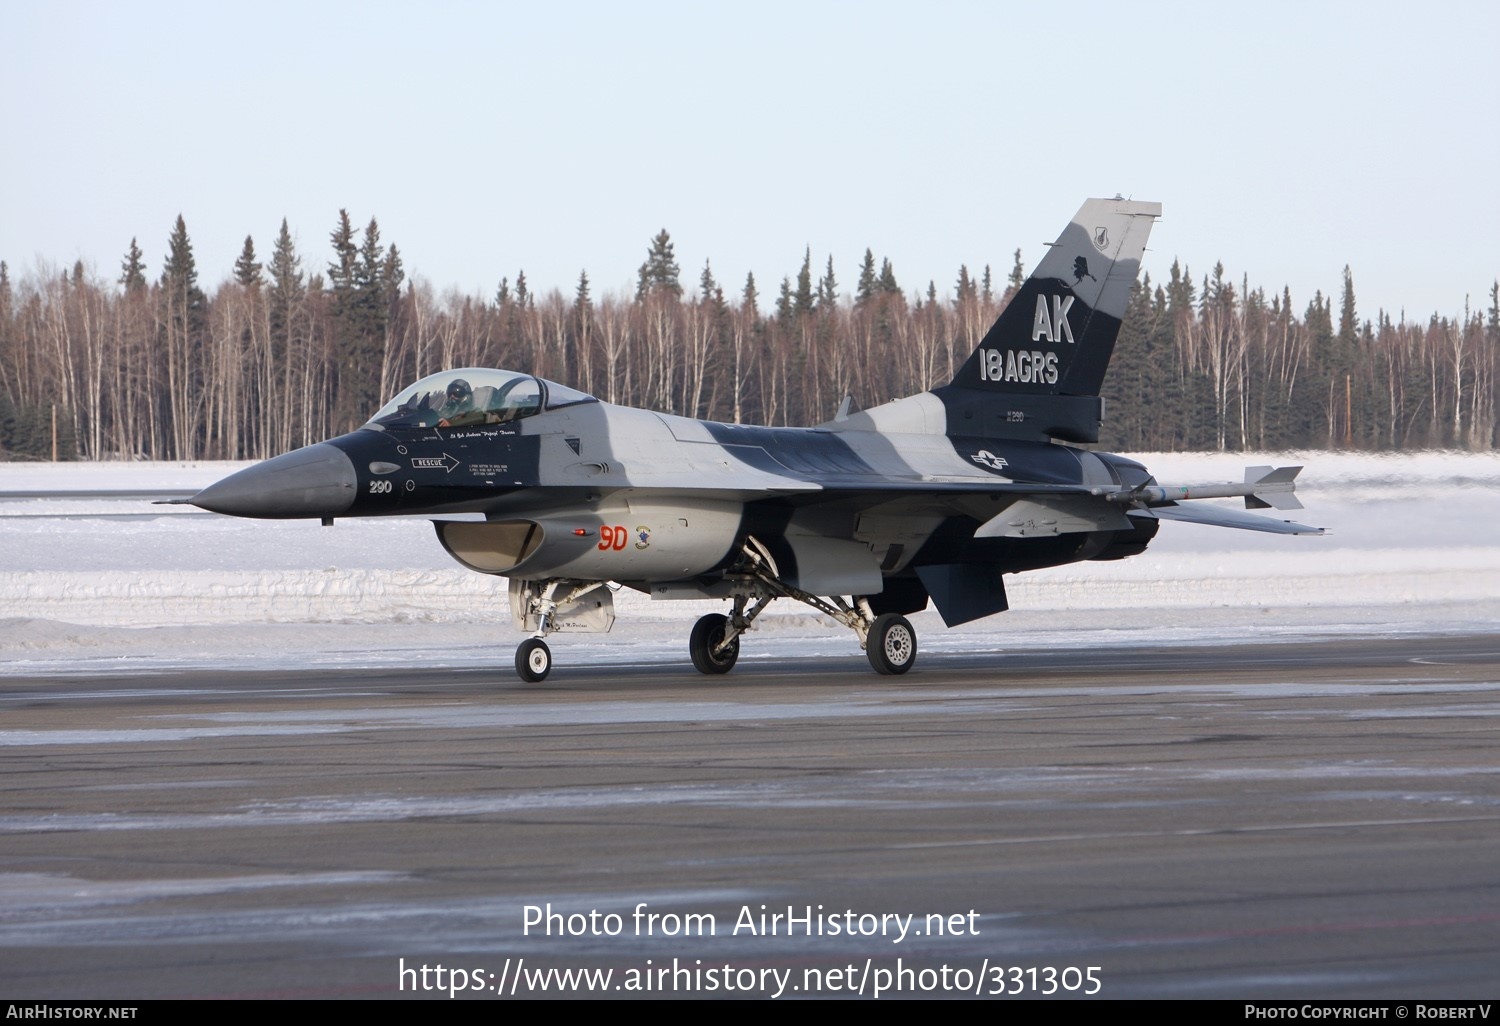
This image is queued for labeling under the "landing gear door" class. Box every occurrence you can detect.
[508,578,617,633]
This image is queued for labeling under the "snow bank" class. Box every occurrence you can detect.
[2,452,1496,675]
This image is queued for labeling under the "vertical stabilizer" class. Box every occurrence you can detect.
[937,198,1160,442]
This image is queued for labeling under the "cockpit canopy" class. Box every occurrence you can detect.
[367,368,596,430]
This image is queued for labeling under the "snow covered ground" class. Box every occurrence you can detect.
[1,451,1497,676]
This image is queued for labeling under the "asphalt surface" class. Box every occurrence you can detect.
[2,634,1498,1000]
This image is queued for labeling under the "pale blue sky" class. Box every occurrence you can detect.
[4,0,1496,321]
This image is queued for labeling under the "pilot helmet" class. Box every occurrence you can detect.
[446,379,473,403]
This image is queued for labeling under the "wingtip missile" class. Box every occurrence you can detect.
[1100,465,1307,512]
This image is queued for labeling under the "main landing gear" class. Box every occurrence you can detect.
[866,613,917,675]
[684,538,918,678]
[689,612,740,674]
[508,538,919,681]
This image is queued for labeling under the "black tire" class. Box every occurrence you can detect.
[516,637,552,682]
[867,613,916,675]
[689,613,740,675]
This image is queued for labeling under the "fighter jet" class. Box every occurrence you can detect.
[189,198,1322,682]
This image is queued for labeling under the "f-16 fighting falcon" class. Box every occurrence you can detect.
[189,198,1322,682]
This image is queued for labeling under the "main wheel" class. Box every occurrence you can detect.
[689,613,740,675]
[867,613,917,675]
[516,637,552,682]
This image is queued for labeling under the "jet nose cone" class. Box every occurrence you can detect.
[191,442,358,518]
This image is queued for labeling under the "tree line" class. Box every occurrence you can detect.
[1,212,1495,460]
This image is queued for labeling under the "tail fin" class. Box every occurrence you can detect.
[938,198,1160,443]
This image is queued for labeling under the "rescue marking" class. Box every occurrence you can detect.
[411,453,461,474]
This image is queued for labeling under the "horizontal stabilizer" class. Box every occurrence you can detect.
[1132,504,1325,536]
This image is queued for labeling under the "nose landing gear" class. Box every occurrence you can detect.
[516,637,552,683]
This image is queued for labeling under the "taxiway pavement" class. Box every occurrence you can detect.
[2,635,1498,999]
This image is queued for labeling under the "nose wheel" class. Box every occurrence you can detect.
[516,638,552,682]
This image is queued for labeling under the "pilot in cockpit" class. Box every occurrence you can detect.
[437,378,475,426]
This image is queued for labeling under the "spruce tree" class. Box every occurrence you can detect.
[119,238,147,292]
[158,215,206,458]
[268,219,305,352]
[381,243,405,362]
[572,270,593,331]
[636,229,682,299]
[742,272,759,322]
[325,211,385,429]
[1099,274,1155,450]
[817,255,838,311]
[268,220,303,294]
[1338,265,1358,348]
[700,260,728,321]
[574,270,592,313]
[160,214,205,335]
[382,245,405,299]
[1007,249,1025,296]
[776,276,793,322]
[793,248,814,318]
[0,263,10,400]
[328,210,357,306]
[1303,290,1335,445]
[354,217,387,338]
[233,235,263,288]
[855,249,877,307]
[955,265,975,304]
